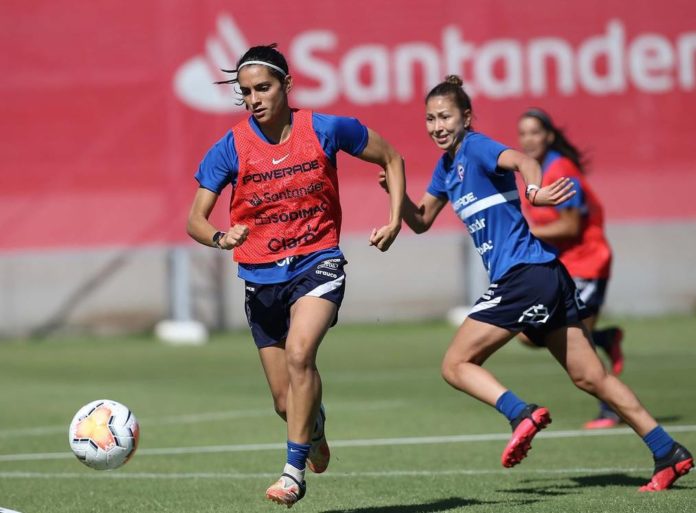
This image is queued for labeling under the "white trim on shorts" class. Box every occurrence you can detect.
[468,296,502,315]
[305,275,345,298]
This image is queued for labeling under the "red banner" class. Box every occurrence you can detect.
[1,1,695,250]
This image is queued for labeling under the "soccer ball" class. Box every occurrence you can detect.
[68,399,140,470]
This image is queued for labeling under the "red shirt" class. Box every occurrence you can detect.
[522,154,612,279]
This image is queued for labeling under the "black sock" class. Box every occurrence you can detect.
[592,327,618,352]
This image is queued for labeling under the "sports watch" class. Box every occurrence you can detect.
[212,231,225,249]
[525,184,540,204]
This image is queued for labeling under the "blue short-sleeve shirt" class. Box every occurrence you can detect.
[427,131,556,281]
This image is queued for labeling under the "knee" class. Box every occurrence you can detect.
[441,352,471,387]
[570,369,607,395]
[440,359,456,386]
[285,345,316,375]
[272,392,287,418]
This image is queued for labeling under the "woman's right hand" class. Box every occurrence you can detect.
[219,224,249,249]
[531,177,576,207]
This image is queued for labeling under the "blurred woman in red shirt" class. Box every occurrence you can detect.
[518,108,624,430]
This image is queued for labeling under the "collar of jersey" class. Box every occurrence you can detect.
[248,110,294,145]
[541,149,562,172]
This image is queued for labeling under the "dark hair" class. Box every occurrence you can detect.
[426,75,474,128]
[521,108,587,173]
[215,43,289,86]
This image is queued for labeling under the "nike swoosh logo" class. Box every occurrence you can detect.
[272,154,289,165]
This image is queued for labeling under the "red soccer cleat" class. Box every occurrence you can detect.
[639,443,693,492]
[501,404,552,468]
[306,434,330,474]
[582,410,621,430]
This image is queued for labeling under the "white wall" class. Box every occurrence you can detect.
[1,221,695,338]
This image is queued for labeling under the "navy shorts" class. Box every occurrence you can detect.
[572,277,608,316]
[468,260,589,346]
[244,258,347,348]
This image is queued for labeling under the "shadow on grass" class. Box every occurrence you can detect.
[504,471,695,494]
[654,415,682,424]
[321,497,537,513]
[567,472,695,491]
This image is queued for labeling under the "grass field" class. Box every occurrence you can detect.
[1,316,695,513]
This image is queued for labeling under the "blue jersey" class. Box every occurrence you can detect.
[427,131,556,281]
[196,112,368,284]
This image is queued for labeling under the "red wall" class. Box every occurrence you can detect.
[2,1,695,249]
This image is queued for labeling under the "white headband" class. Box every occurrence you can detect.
[237,60,287,77]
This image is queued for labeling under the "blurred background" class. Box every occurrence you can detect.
[1,0,695,339]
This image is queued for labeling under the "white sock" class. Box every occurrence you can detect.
[283,463,305,484]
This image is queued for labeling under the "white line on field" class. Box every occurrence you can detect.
[0,467,653,480]
[1,424,695,462]
[0,400,405,438]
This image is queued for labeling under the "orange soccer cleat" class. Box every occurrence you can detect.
[266,474,306,507]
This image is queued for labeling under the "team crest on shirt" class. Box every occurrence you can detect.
[457,164,465,181]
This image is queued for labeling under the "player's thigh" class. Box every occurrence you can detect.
[545,323,606,382]
[446,317,516,366]
[286,296,338,362]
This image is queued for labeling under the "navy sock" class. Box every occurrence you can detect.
[495,390,528,423]
[592,328,616,352]
[598,401,617,417]
[643,426,674,459]
[286,440,311,471]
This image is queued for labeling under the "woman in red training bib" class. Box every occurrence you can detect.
[186,44,405,507]
[517,108,625,430]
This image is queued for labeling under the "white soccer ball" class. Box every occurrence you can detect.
[68,399,140,470]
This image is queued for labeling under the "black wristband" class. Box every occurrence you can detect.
[212,231,225,248]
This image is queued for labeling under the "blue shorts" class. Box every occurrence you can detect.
[572,277,608,316]
[244,258,347,348]
[468,260,589,346]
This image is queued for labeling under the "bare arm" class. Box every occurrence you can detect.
[377,171,447,234]
[400,192,448,234]
[497,149,576,207]
[356,128,405,251]
[531,207,582,243]
[186,187,248,250]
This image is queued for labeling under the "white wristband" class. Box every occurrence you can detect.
[525,184,540,200]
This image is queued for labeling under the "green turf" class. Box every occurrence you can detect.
[1,316,695,512]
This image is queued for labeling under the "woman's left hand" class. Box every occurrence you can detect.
[368,223,401,252]
[530,177,576,206]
